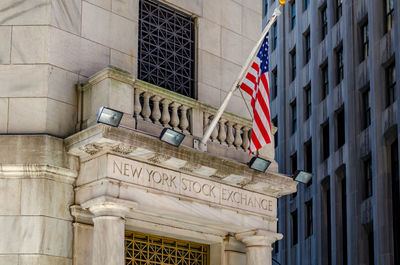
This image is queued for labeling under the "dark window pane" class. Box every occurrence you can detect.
[336,48,343,84]
[291,1,296,29]
[291,210,298,245]
[385,0,394,33]
[321,64,329,100]
[335,0,342,22]
[364,157,373,198]
[273,22,278,50]
[386,63,396,106]
[336,108,345,148]
[360,21,369,62]
[322,121,330,160]
[304,85,312,119]
[304,32,311,64]
[272,68,278,99]
[362,89,371,129]
[305,200,313,237]
[291,101,297,134]
[391,139,400,265]
[321,6,327,41]
[138,0,195,98]
[291,50,296,81]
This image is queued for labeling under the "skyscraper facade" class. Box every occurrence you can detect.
[263,0,400,264]
[0,1,296,265]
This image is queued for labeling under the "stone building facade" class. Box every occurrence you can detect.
[0,1,296,265]
[263,0,400,264]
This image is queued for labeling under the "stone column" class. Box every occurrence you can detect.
[236,230,283,265]
[82,196,138,265]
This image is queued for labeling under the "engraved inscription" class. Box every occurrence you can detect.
[108,155,276,216]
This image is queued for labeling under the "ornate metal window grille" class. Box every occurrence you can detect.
[125,230,209,265]
[138,0,195,98]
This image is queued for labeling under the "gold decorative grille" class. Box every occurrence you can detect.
[125,230,209,265]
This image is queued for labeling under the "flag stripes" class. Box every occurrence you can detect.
[239,35,272,154]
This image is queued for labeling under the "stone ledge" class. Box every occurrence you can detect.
[0,164,77,185]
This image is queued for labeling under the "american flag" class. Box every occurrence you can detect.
[239,34,272,154]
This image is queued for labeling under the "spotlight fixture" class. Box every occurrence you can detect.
[160,128,185,147]
[96,106,123,127]
[248,157,272,172]
[293,170,313,184]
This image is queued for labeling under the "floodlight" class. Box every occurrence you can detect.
[293,170,313,184]
[160,128,185,147]
[248,157,272,172]
[96,106,123,127]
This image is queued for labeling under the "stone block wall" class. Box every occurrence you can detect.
[0,0,262,138]
[0,135,78,265]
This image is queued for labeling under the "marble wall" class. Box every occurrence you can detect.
[0,0,262,137]
[0,135,78,265]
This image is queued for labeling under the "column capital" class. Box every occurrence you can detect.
[235,230,283,247]
[81,196,138,218]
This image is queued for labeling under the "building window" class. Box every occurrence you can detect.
[305,199,313,237]
[363,157,373,198]
[321,64,329,100]
[365,222,375,265]
[291,49,296,81]
[304,139,313,186]
[272,67,278,99]
[272,117,278,148]
[321,5,328,41]
[291,210,298,245]
[304,31,311,64]
[138,0,195,98]
[386,62,396,107]
[264,0,268,15]
[341,175,348,265]
[362,88,371,129]
[360,20,369,62]
[291,100,297,134]
[304,85,312,120]
[336,107,345,149]
[272,22,278,51]
[290,152,298,199]
[322,177,332,265]
[335,0,342,22]
[385,0,394,33]
[336,47,344,85]
[391,139,400,265]
[303,0,309,11]
[322,121,330,160]
[125,230,209,265]
[291,1,296,30]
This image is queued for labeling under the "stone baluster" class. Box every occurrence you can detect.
[179,105,190,134]
[242,127,250,151]
[170,102,180,131]
[203,112,211,134]
[236,230,283,265]
[210,116,218,142]
[151,95,161,124]
[218,118,227,144]
[134,88,143,119]
[142,92,152,122]
[82,197,137,265]
[160,99,171,127]
[234,124,243,149]
[226,122,234,147]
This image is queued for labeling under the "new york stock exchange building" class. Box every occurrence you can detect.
[0,0,296,265]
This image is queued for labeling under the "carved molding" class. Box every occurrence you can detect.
[112,144,136,155]
[79,143,102,155]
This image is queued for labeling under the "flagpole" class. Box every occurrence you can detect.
[200,2,284,147]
